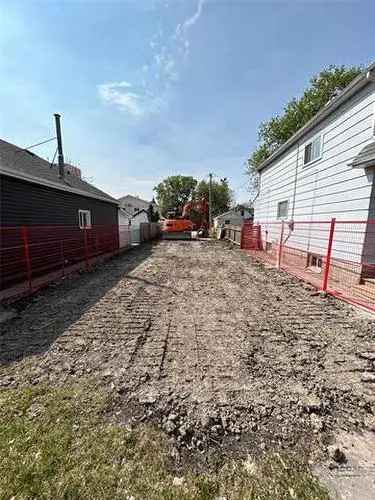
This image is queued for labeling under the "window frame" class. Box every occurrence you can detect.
[303,134,323,167]
[78,209,92,229]
[307,252,323,273]
[277,200,289,220]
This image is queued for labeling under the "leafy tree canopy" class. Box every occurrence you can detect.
[154,175,197,217]
[154,175,234,219]
[247,65,362,190]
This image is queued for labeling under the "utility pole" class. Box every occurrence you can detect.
[54,113,65,179]
[208,172,213,231]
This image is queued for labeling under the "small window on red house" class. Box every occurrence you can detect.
[78,209,91,229]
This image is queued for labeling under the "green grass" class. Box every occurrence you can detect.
[0,381,329,500]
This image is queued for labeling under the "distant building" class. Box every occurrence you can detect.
[118,207,150,247]
[213,208,252,229]
[118,194,157,215]
[118,208,149,228]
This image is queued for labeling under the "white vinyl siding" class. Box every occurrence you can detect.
[253,80,375,263]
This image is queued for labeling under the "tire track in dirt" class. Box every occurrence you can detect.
[1,240,374,464]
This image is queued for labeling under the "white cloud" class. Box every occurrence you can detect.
[175,0,205,57]
[176,0,205,35]
[97,81,164,117]
[97,1,205,117]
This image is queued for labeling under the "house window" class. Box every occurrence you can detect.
[304,135,322,165]
[277,200,289,219]
[78,209,91,229]
[224,219,231,225]
[307,253,323,272]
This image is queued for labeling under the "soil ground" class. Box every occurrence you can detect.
[1,240,374,495]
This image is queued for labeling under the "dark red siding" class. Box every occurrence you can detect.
[0,175,119,292]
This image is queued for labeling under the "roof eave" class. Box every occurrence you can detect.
[350,160,375,169]
[257,63,375,172]
[0,167,119,205]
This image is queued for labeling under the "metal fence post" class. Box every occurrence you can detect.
[21,226,32,291]
[60,240,65,277]
[321,218,336,293]
[84,227,90,271]
[276,221,285,270]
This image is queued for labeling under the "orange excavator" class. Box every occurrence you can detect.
[161,197,209,240]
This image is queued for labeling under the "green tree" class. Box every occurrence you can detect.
[154,175,198,217]
[247,65,362,189]
[147,203,160,223]
[195,178,233,218]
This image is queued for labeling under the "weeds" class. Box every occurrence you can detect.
[0,381,328,499]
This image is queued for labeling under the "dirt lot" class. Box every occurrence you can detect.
[1,240,374,476]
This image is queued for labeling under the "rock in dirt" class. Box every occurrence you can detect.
[361,373,375,383]
[164,420,176,434]
[327,445,347,464]
[172,476,185,487]
[302,395,322,414]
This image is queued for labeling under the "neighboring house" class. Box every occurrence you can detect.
[0,138,119,290]
[253,63,375,278]
[118,194,157,214]
[118,208,149,247]
[213,208,252,229]
[118,208,149,227]
[130,209,149,227]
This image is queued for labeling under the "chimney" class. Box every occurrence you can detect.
[54,113,65,179]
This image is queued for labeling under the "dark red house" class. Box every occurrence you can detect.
[0,138,119,297]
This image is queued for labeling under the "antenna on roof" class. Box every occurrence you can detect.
[54,113,65,179]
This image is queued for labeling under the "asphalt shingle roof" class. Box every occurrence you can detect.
[0,138,118,204]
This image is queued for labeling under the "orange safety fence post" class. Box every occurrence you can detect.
[84,227,90,271]
[276,220,285,270]
[21,226,32,291]
[321,218,336,293]
[60,240,65,277]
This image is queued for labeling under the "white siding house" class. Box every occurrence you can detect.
[253,63,375,276]
[213,208,252,229]
[118,194,157,214]
[118,208,149,247]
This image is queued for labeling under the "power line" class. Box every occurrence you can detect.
[24,137,56,150]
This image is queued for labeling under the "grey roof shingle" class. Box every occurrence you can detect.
[0,138,118,204]
[349,142,375,168]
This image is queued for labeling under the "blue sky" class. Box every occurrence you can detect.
[1,0,374,202]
